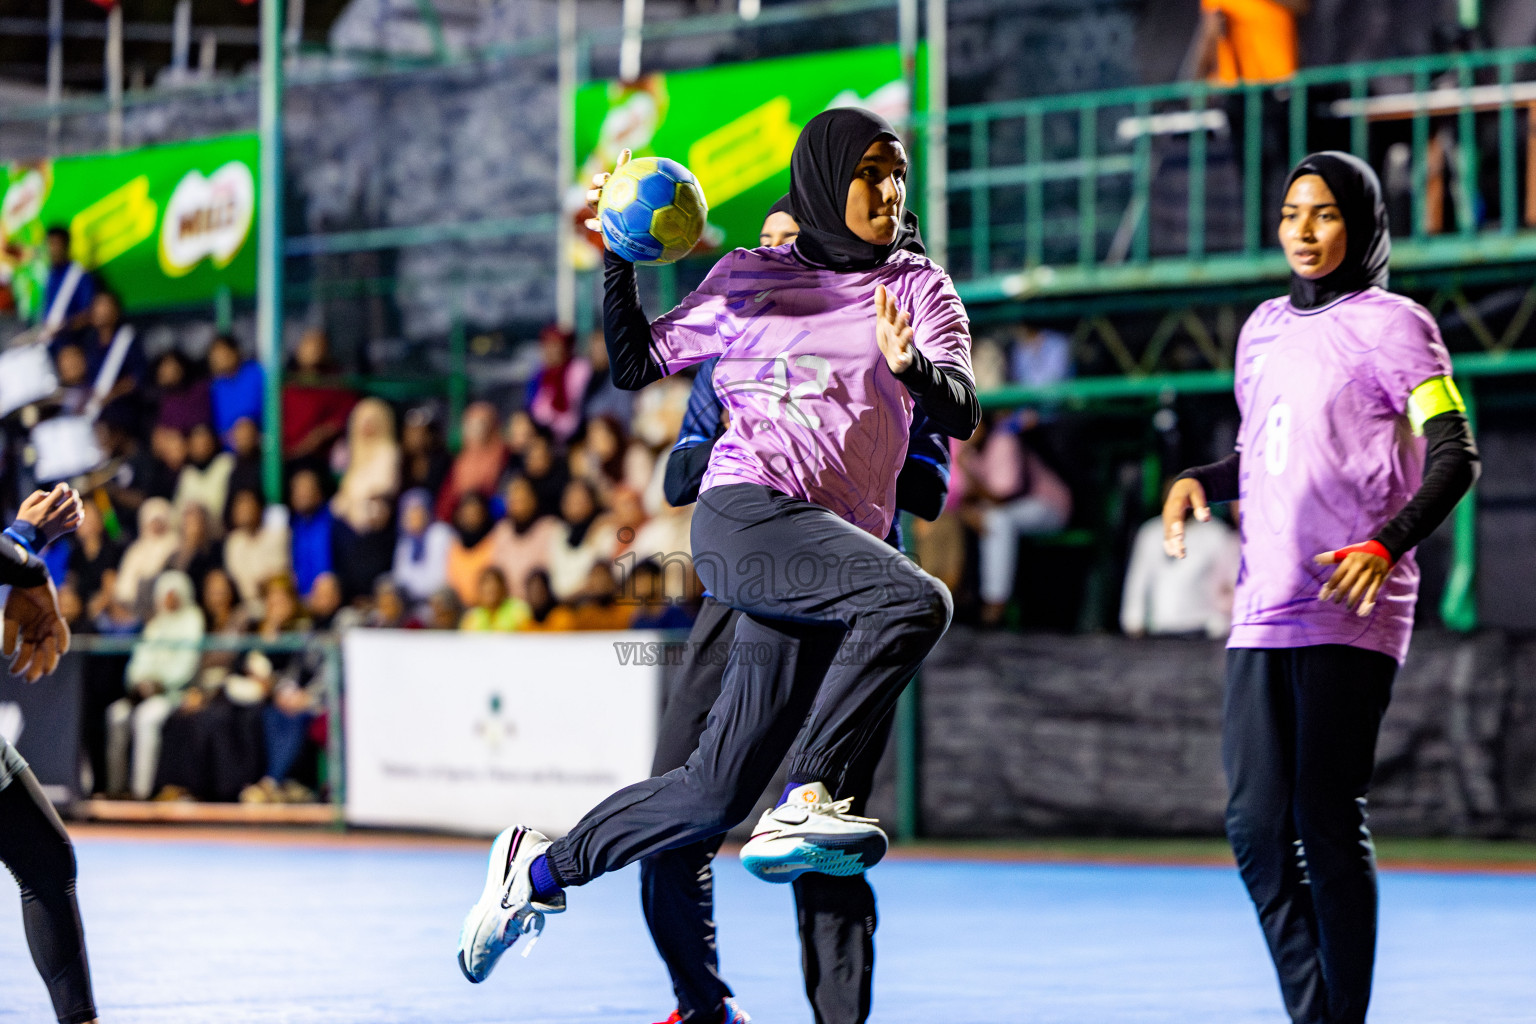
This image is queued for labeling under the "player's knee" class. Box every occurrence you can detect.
[902,575,952,639]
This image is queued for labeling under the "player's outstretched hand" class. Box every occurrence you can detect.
[1314,541,1391,616]
[874,284,914,375]
[2,576,70,683]
[583,148,633,241]
[16,483,84,546]
[1162,477,1210,559]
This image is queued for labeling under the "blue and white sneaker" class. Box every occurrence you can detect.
[739,783,887,883]
[457,825,565,983]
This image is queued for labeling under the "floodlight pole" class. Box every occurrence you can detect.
[556,0,578,331]
[258,0,286,504]
[924,0,947,268]
[46,0,62,154]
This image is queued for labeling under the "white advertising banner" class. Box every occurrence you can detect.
[342,630,662,836]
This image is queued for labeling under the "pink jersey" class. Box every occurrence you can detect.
[1229,287,1453,663]
[649,245,972,537]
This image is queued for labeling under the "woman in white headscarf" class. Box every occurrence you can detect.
[106,571,205,799]
[112,498,180,612]
[332,397,401,599]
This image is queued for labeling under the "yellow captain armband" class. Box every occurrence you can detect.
[1406,376,1466,436]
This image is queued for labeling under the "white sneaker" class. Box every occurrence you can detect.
[739,783,887,883]
[457,825,565,983]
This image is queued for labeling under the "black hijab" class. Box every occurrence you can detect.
[789,108,922,271]
[1283,151,1390,311]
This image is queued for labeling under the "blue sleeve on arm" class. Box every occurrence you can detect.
[664,359,724,508]
[894,409,952,522]
[4,521,39,555]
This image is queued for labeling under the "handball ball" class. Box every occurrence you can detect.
[598,157,709,265]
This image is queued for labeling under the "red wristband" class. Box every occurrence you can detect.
[1330,540,1393,567]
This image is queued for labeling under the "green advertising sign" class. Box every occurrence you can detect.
[1,132,259,317]
[573,44,922,268]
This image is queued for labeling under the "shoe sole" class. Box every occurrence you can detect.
[741,832,886,883]
[457,826,523,983]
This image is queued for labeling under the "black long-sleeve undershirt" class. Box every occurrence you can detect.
[1176,410,1480,562]
[603,251,664,392]
[603,250,980,437]
[0,536,47,589]
[1373,410,1480,561]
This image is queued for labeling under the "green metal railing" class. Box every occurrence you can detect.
[948,46,1536,303]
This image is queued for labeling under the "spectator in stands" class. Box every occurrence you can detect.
[225,418,264,513]
[527,325,590,442]
[572,563,631,631]
[580,327,634,425]
[392,488,454,604]
[67,499,123,600]
[241,576,321,804]
[400,406,451,498]
[49,342,93,415]
[197,567,251,686]
[627,559,694,630]
[174,423,235,524]
[460,566,531,632]
[87,290,148,418]
[107,570,204,799]
[39,225,95,354]
[1192,0,1303,84]
[90,568,141,637]
[367,577,411,629]
[208,335,264,444]
[959,413,1074,626]
[165,501,222,589]
[93,412,154,519]
[575,414,630,497]
[521,568,576,632]
[144,426,188,501]
[436,402,507,523]
[306,571,346,631]
[152,351,213,434]
[287,467,334,598]
[490,475,557,601]
[223,487,290,614]
[504,409,537,477]
[1121,500,1240,638]
[425,587,465,631]
[330,398,400,600]
[282,327,357,470]
[520,428,568,519]
[445,491,498,607]
[114,498,180,615]
[547,478,613,602]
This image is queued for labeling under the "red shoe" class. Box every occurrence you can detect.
[650,1014,683,1024]
[650,1002,751,1024]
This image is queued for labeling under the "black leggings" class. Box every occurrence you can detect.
[0,768,96,1024]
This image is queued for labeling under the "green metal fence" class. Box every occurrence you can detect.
[949,46,1536,304]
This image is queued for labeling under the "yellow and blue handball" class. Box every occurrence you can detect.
[598,157,708,265]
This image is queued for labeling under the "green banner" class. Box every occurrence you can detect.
[1,132,258,317]
[573,44,922,268]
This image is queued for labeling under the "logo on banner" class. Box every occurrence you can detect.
[1,169,47,237]
[158,161,255,277]
[474,693,517,753]
[0,702,22,744]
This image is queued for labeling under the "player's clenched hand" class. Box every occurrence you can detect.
[16,483,84,546]
[1314,541,1392,616]
[1162,477,1210,559]
[874,284,914,375]
[2,577,70,683]
[583,148,633,238]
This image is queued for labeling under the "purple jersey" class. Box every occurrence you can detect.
[648,245,972,537]
[1229,287,1453,663]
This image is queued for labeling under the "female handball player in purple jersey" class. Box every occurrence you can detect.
[457,107,977,986]
[1165,152,1479,1024]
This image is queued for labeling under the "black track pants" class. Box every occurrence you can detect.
[640,596,885,1024]
[0,767,97,1024]
[1223,645,1397,1024]
[548,484,949,889]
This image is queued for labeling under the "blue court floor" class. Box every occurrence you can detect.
[0,833,1531,1023]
